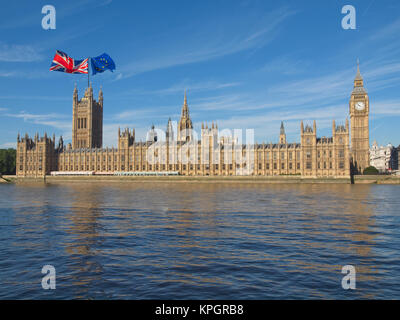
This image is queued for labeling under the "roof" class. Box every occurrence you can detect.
[352,86,367,94]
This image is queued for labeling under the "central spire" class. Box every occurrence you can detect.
[182,89,189,117]
[178,90,193,142]
[184,89,187,105]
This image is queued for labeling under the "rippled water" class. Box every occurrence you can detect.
[0,181,400,299]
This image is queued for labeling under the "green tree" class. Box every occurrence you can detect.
[363,166,379,175]
[0,149,16,175]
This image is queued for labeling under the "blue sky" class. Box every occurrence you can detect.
[0,0,399,148]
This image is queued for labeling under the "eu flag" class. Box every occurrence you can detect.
[91,53,116,75]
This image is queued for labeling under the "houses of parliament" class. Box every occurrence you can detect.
[16,63,370,178]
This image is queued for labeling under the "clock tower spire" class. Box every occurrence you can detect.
[349,59,370,174]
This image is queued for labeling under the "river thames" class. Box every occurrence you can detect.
[0,181,399,299]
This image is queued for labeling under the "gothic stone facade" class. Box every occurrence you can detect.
[72,85,103,149]
[16,65,370,178]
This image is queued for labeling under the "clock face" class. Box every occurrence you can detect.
[355,101,365,111]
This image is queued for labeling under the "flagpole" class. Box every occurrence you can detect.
[88,57,90,88]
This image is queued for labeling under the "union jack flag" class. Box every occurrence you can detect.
[49,50,88,74]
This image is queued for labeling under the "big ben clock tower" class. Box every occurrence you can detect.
[349,60,370,174]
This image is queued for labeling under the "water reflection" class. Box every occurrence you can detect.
[0,182,399,299]
[63,184,105,298]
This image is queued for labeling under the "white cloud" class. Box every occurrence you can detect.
[364,62,400,79]
[370,18,400,41]
[372,100,400,116]
[0,42,43,62]
[117,7,296,79]
[126,80,241,96]
[99,0,112,6]
[260,55,310,75]
[0,0,98,30]
[4,111,71,142]
[0,142,16,149]
[0,70,19,77]
[5,111,69,124]
[112,106,175,122]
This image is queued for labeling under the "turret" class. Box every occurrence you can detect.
[73,83,78,104]
[58,136,64,149]
[99,85,103,106]
[147,124,158,143]
[166,118,174,142]
[182,90,188,117]
[178,90,193,142]
[88,82,93,96]
[279,121,286,144]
